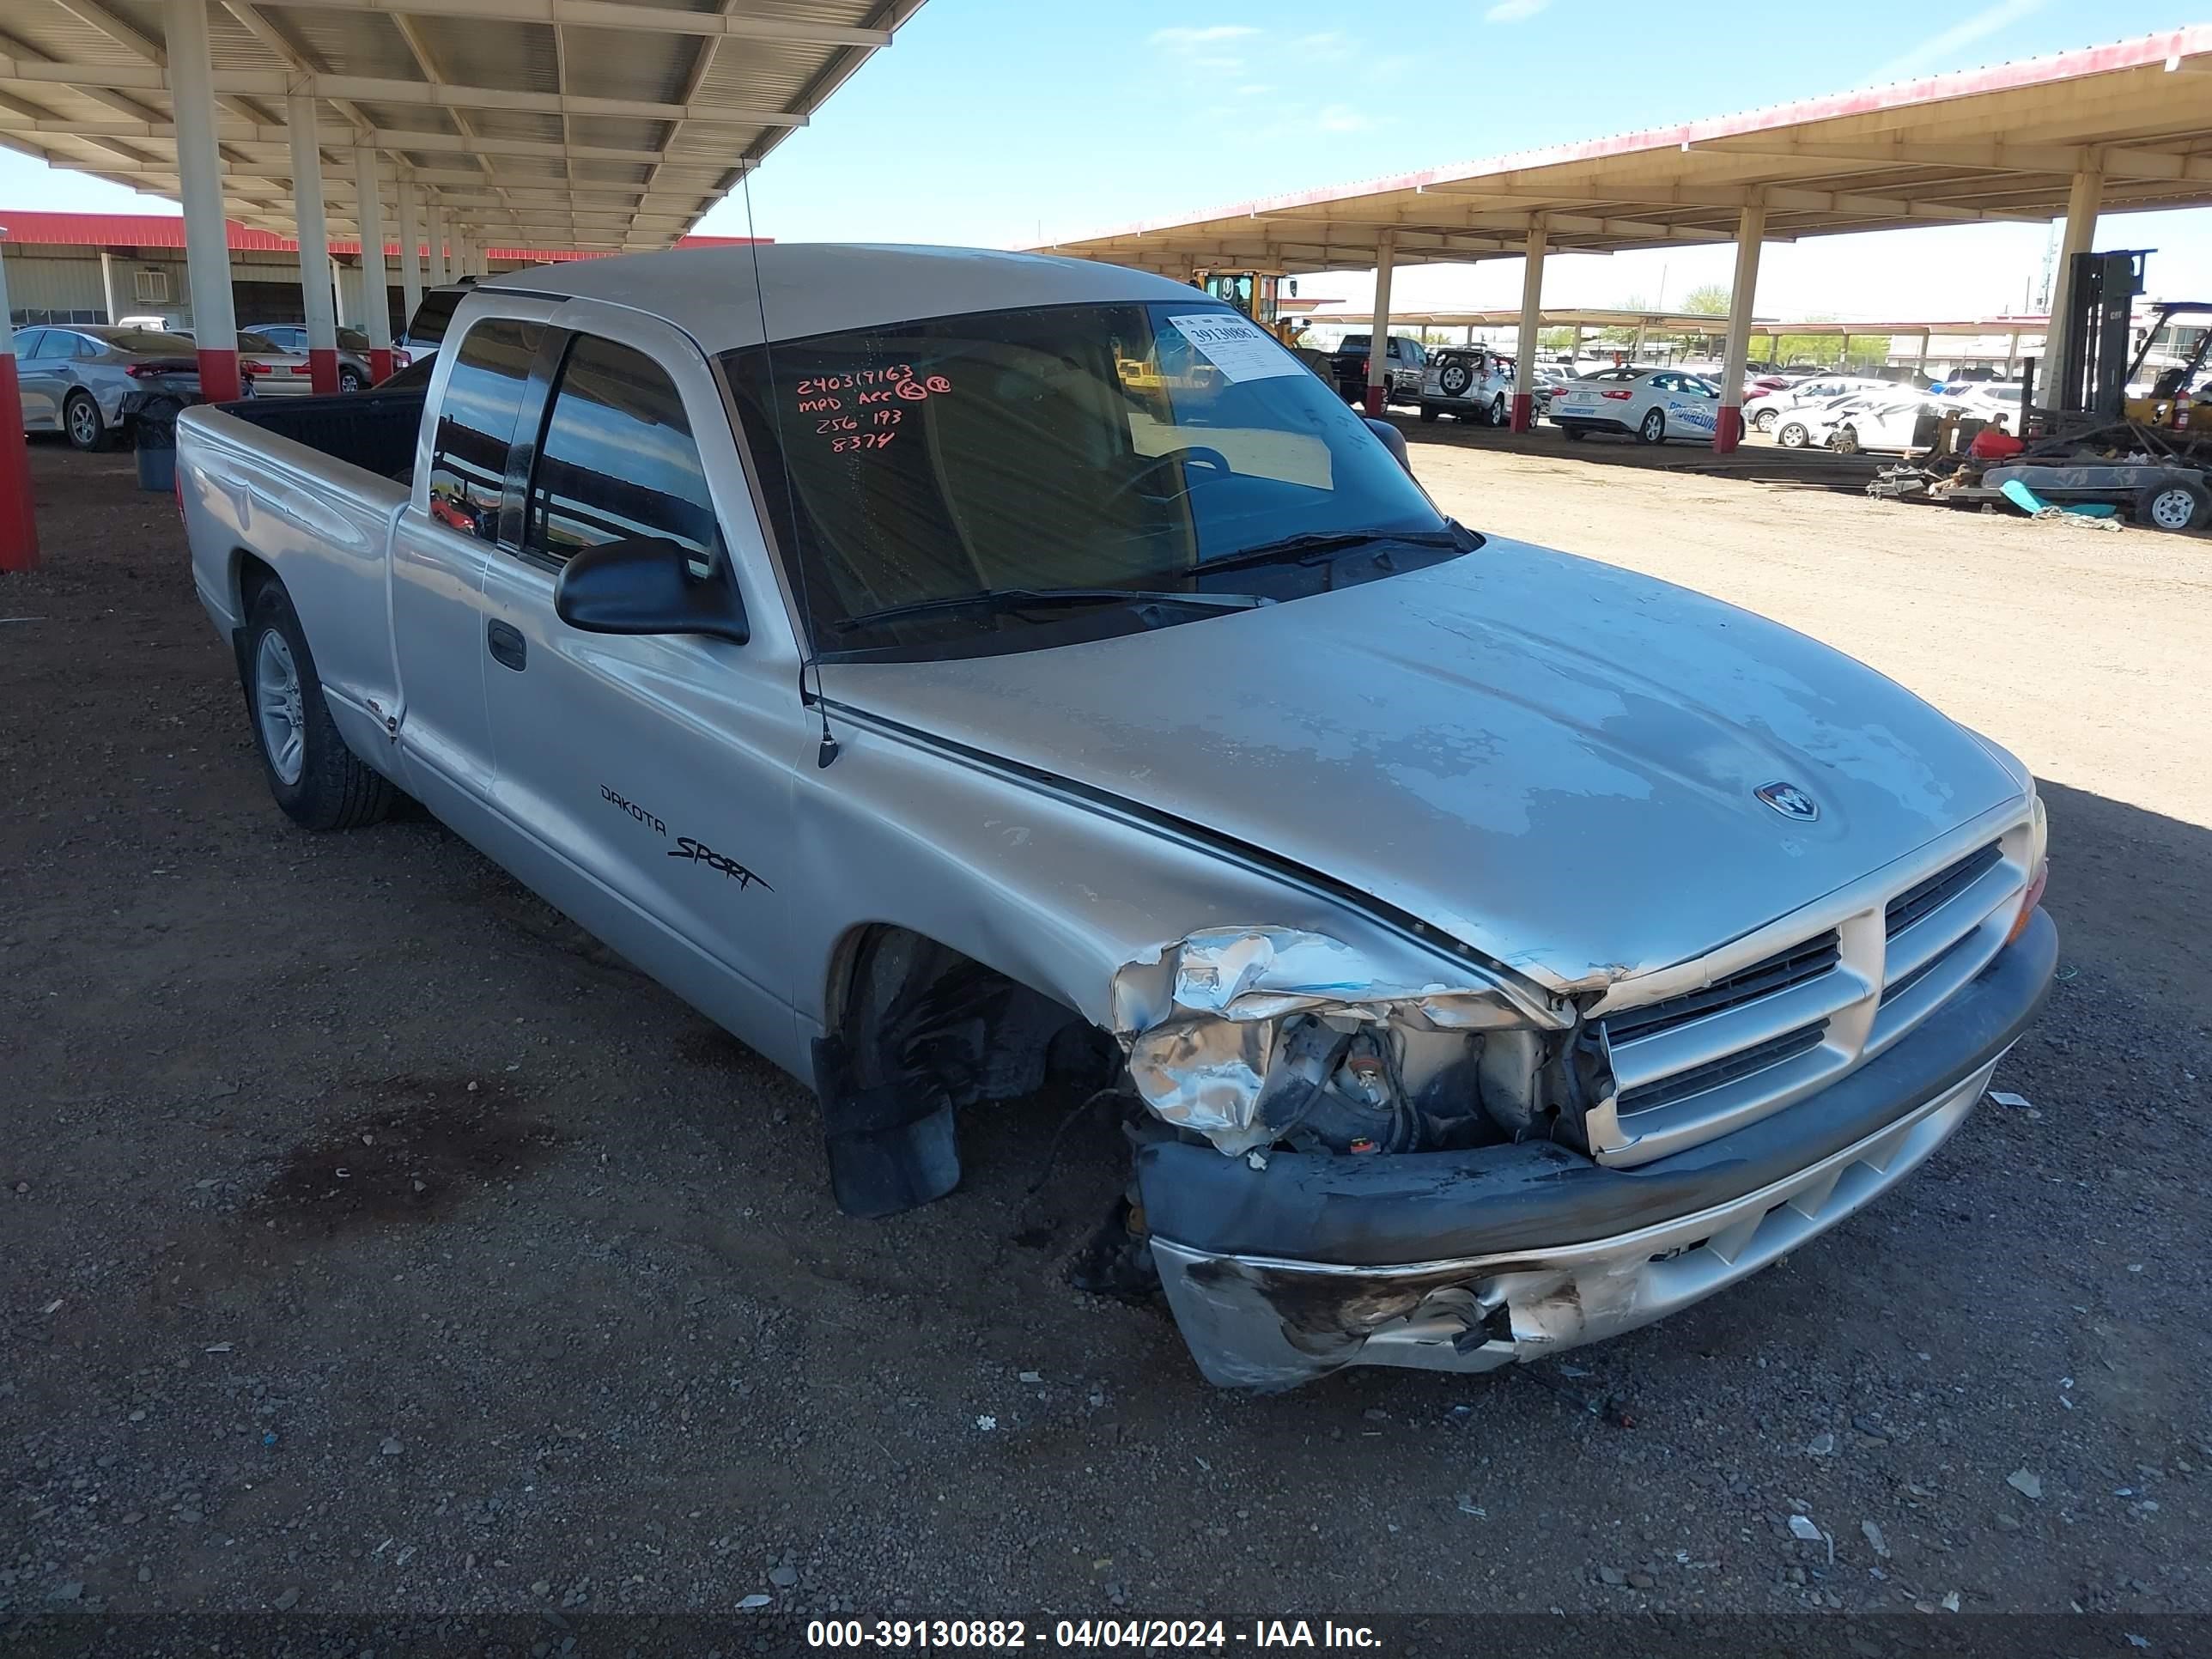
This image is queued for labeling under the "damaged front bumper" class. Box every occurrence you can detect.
[1137,908,2057,1390]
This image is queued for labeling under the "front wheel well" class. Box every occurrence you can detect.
[812,925,1115,1218]
[232,548,281,622]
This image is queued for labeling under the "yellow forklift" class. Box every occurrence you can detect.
[1193,267,1333,376]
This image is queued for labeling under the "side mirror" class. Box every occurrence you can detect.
[553,535,749,645]
[1364,415,1413,474]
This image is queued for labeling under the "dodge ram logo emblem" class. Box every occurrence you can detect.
[1756,781,1820,822]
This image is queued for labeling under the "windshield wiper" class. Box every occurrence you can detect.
[830,586,1269,636]
[1193,527,1460,577]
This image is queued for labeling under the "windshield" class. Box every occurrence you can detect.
[721,301,1456,659]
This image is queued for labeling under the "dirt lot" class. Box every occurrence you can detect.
[3,432,2209,1643]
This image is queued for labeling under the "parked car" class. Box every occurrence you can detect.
[1418,346,1514,424]
[1789,392,1942,454]
[239,324,404,390]
[178,245,2054,1391]
[1328,332,1426,404]
[15,323,206,450]
[396,279,477,360]
[1751,376,1894,434]
[1941,381,2028,426]
[1528,362,1577,414]
[1548,368,1725,444]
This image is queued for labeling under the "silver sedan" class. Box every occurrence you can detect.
[15,324,205,450]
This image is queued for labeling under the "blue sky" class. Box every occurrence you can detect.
[5,0,2209,319]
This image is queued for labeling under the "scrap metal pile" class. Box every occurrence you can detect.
[1868,414,2211,534]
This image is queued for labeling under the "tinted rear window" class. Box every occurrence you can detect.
[405,289,465,346]
[86,329,184,353]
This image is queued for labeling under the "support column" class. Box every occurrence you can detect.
[395,174,423,327]
[0,237,39,573]
[1836,331,1850,373]
[2005,329,2021,378]
[285,94,340,393]
[1364,228,1395,418]
[331,255,351,328]
[425,201,447,287]
[1716,202,1767,453]
[99,249,121,324]
[354,148,395,381]
[166,0,240,402]
[1630,319,1647,362]
[2040,163,2103,406]
[1917,330,1931,377]
[1511,222,1545,432]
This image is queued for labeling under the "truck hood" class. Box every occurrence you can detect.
[821,541,2026,989]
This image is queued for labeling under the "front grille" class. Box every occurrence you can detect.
[1590,822,2028,1166]
[1602,932,1842,1046]
[1881,934,1971,1005]
[1886,842,2002,939]
[1617,1020,1829,1114]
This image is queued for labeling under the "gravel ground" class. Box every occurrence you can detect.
[3,434,2207,1640]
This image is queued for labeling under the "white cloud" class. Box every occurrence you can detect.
[1149,24,1260,49]
[1317,103,1376,133]
[1866,0,2048,83]
[1291,30,1354,61]
[1483,0,1551,21]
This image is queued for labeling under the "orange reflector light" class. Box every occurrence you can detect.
[2005,859,2048,945]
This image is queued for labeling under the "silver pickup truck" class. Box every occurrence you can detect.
[180,245,2055,1390]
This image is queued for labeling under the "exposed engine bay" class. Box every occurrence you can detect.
[1108,927,1606,1160]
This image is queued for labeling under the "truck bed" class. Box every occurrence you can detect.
[218,384,425,482]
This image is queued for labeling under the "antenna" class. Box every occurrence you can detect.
[740,170,840,769]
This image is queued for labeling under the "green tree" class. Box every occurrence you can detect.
[1681,284,1731,315]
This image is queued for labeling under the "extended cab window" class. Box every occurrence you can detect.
[722,301,1459,660]
[427,317,543,544]
[523,333,721,571]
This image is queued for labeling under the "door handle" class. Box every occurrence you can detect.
[486,619,526,672]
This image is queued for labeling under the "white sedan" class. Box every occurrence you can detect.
[1547,368,1724,444]
[1750,375,1893,434]
[1788,392,1942,454]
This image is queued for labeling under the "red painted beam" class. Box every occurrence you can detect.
[0,354,38,574]
[197,347,242,405]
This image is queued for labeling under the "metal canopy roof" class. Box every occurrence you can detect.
[1040,27,2212,276]
[0,0,926,252]
[1305,308,2054,337]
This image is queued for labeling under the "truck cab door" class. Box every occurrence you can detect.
[475,306,811,1063]
[386,302,557,838]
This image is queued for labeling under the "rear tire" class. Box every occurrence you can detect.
[1561,422,1589,441]
[1637,408,1666,445]
[64,391,109,453]
[2138,478,2209,532]
[1831,426,1860,456]
[241,581,397,831]
[1489,394,1507,427]
[338,366,365,392]
[1419,404,1439,423]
